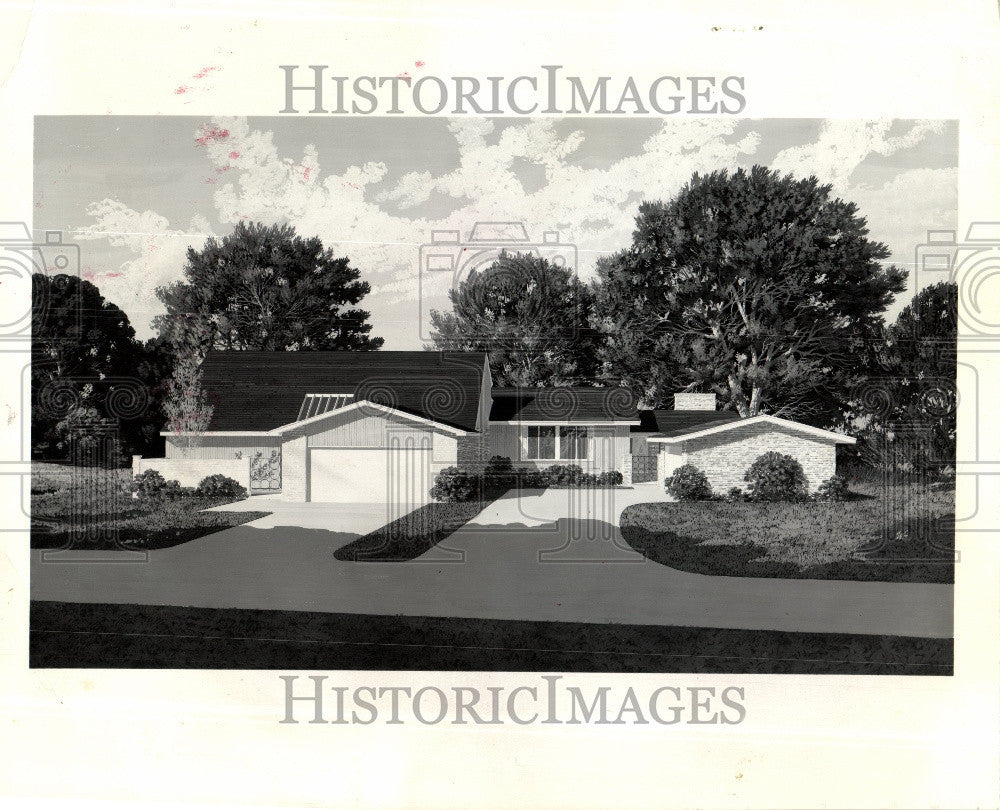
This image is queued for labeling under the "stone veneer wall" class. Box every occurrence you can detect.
[669,423,838,494]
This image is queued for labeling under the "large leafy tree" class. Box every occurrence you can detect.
[429,251,598,386]
[849,282,958,471]
[592,166,908,423]
[154,221,383,351]
[31,273,168,459]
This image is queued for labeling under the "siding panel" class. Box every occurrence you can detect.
[306,411,433,447]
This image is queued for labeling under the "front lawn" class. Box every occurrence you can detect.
[31,462,269,551]
[334,499,490,561]
[620,481,954,583]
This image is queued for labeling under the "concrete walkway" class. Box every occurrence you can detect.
[31,490,953,638]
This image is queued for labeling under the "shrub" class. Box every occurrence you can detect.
[725,486,746,502]
[430,466,479,502]
[596,470,624,487]
[161,480,197,500]
[195,474,248,500]
[744,452,807,502]
[664,464,713,501]
[814,474,850,502]
[544,464,586,487]
[515,467,548,489]
[483,456,516,492]
[131,469,167,498]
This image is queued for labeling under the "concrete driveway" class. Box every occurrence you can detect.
[31,489,953,638]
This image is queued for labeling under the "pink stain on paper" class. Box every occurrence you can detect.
[195,125,230,146]
[174,65,222,101]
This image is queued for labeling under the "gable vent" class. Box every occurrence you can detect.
[296,393,354,421]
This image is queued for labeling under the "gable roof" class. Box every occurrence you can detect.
[646,414,856,445]
[198,351,488,432]
[272,398,470,437]
[488,387,640,423]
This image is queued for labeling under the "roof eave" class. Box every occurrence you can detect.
[646,415,856,445]
[269,398,471,437]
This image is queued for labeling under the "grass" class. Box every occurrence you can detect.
[334,499,492,561]
[620,481,954,583]
[30,601,952,674]
[31,461,270,551]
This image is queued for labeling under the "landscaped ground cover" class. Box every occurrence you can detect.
[31,462,269,551]
[620,481,954,583]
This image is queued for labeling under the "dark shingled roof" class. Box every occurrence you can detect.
[633,409,742,437]
[199,351,487,432]
[488,387,640,422]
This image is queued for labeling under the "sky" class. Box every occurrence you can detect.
[33,116,958,349]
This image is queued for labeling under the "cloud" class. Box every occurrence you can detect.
[74,198,214,335]
[80,116,954,346]
[844,166,958,296]
[771,119,946,190]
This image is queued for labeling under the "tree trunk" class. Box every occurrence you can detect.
[727,375,750,417]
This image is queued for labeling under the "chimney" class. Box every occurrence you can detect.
[673,392,716,411]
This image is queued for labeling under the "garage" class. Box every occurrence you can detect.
[307,446,433,508]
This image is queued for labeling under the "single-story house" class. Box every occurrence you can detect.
[133,351,854,506]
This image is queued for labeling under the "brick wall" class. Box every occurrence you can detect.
[457,434,489,473]
[669,423,837,494]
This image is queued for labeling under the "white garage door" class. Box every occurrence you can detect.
[307,447,432,509]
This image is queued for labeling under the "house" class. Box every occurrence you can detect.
[132,351,854,505]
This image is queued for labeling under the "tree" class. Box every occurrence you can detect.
[429,251,598,386]
[159,314,215,451]
[31,273,166,459]
[592,166,908,424]
[154,221,383,351]
[849,282,957,471]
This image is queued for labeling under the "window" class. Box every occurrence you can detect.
[525,426,556,459]
[560,426,588,460]
[524,426,589,460]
